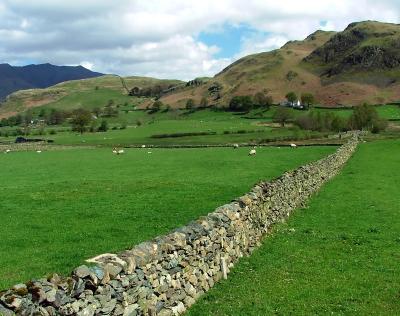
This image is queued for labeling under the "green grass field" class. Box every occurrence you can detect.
[0,145,335,290]
[1,104,399,146]
[0,108,324,146]
[187,139,400,315]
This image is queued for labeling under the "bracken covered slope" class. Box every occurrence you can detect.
[160,21,400,108]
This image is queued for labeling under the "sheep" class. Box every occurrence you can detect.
[141,145,146,148]
[117,149,125,155]
[36,150,42,153]
[249,149,256,156]
[233,144,239,149]
[147,151,152,154]
[290,143,297,148]
[4,149,11,154]
[112,147,118,154]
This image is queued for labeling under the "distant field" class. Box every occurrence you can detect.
[1,105,399,146]
[187,139,400,315]
[0,146,335,289]
[0,108,324,146]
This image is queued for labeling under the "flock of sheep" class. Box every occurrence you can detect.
[3,149,42,154]
[109,143,298,157]
[3,143,298,156]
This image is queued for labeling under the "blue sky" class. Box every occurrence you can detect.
[198,24,255,58]
[0,0,399,79]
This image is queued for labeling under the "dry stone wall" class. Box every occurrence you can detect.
[0,136,359,316]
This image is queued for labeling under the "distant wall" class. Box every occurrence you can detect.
[0,136,359,316]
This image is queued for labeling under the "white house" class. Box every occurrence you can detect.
[280,100,304,109]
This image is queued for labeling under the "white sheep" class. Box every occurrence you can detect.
[290,143,297,148]
[147,151,152,154]
[112,148,118,154]
[117,149,125,155]
[4,149,11,154]
[36,150,42,153]
[141,145,146,148]
[249,149,256,156]
[233,144,239,149]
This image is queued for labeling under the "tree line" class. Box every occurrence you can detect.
[273,103,387,133]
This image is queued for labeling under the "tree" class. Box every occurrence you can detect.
[229,96,253,112]
[348,103,387,133]
[301,93,315,109]
[200,97,208,108]
[186,98,195,110]
[285,91,297,104]
[254,92,273,109]
[47,109,66,125]
[98,119,108,132]
[92,107,102,117]
[266,95,274,107]
[15,114,23,126]
[23,110,33,125]
[103,102,118,117]
[70,109,93,134]
[150,100,163,113]
[273,107,292,127]
[38,108,47,118]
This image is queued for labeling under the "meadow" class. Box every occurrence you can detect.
[1,104,399,147]
[0,107,325,146]
[187,139,400,315]
[0,145,335,290]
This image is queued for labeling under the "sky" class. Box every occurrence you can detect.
[0,0,399,80]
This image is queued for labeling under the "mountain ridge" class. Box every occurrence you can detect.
[0,63,103,100]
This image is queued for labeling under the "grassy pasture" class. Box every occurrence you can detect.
[0,105,399,146]
[0,145,335,290]
[187,139,400,315]
[0,108,323,146]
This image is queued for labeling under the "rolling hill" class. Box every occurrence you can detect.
[160,21,400,108]
[0,63,103,100]
[0,75,184,118]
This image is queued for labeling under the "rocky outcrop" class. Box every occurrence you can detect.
[304,21,400,84]
[0,136,359,315]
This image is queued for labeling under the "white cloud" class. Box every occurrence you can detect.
[0,0,399,79]
[80,61,94,71]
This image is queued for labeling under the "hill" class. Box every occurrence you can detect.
[0,75,183,118]
[159,21,400,107]
[0,63,103,100]
[303,21,400,86]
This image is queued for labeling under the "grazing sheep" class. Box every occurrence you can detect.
[117,149,125,155]
[290,143,297,148]
[4,149,11,154]
[249,149,256,156]
[147,151,152,154]
[36,150,42,153]
[233,144,239,149]
[112,147,118,154]
[141,145,146,148]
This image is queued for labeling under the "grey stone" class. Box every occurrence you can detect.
[75,265,91,278]
[12,284,27,296]
[122,304,139,316]
[77,305,95,316]
[101,298,117,314]
[104,263,123,279]
[0,305,14,316]
[45,288,57,303]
